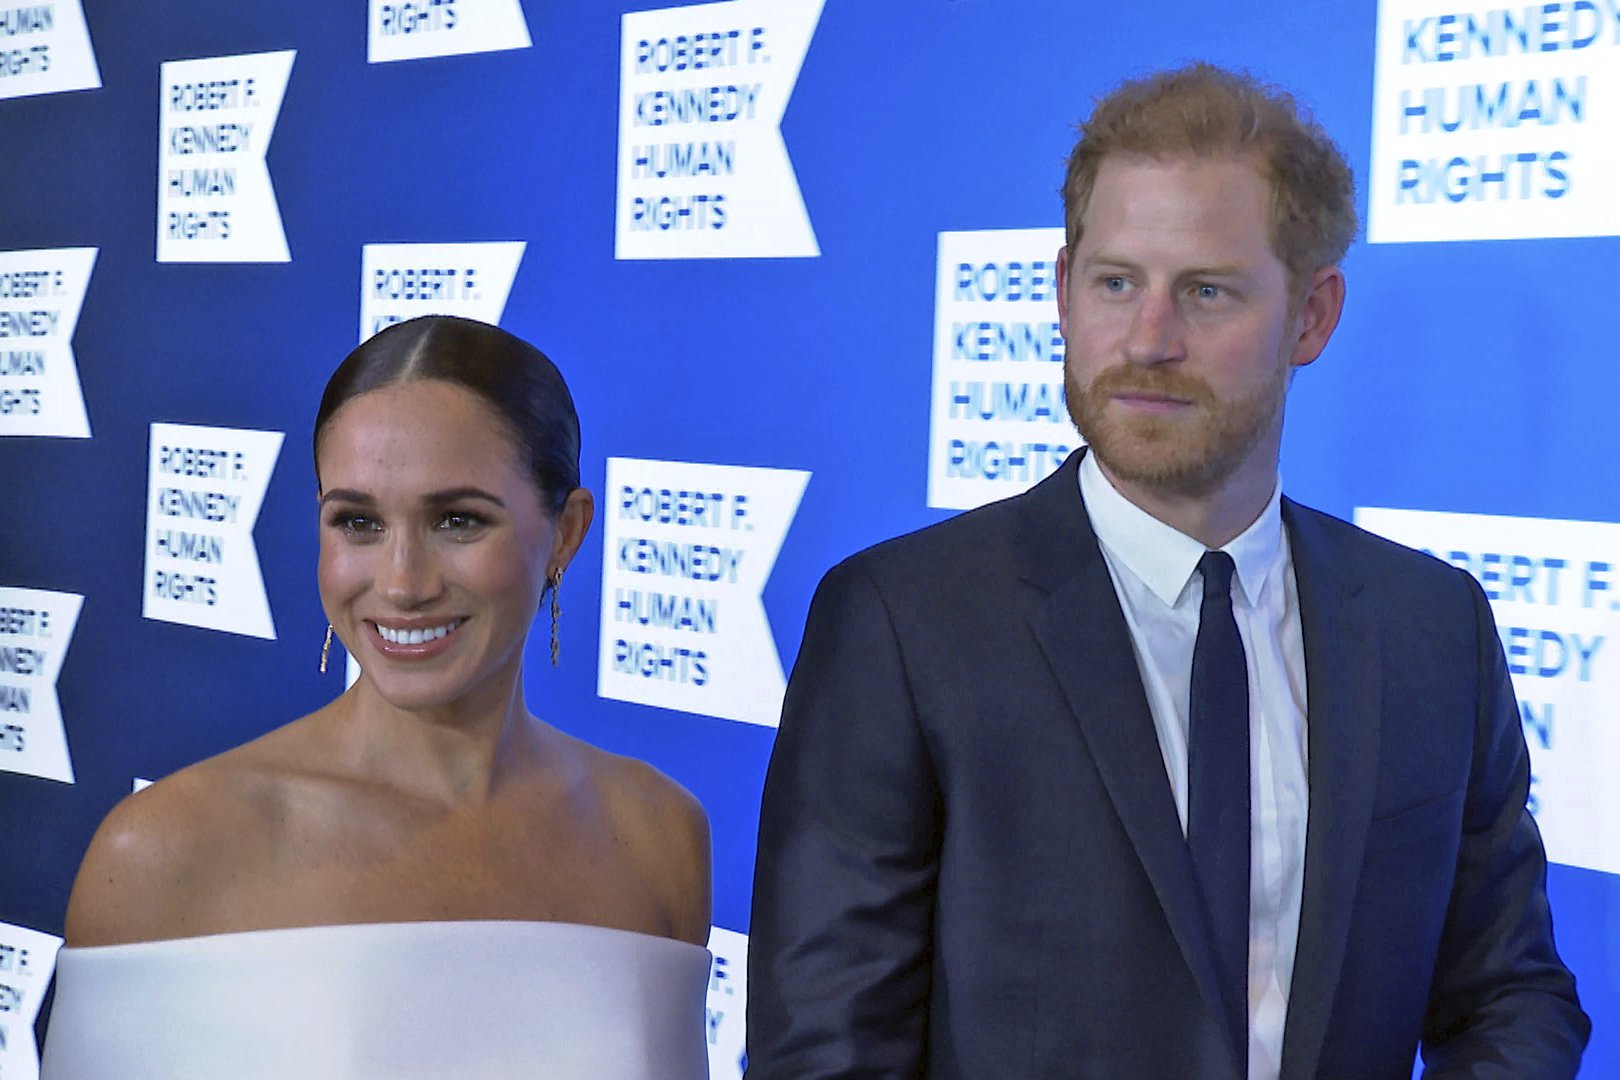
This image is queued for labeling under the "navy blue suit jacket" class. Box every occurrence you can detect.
[748,451,1587,1079]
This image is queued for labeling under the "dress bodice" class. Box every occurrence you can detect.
[41,920,711,1079]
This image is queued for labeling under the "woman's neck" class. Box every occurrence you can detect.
[329,670,539,808]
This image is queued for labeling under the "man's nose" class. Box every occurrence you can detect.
[1121,288,1188,366]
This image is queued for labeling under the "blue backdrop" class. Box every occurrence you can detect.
[1,1,1614,1074]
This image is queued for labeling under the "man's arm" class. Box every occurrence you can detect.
[1420,570,1590,1078]
[746,559,941,1079]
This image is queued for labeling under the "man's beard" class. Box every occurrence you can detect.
[1065,360,1288,498]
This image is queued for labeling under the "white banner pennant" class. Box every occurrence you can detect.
[1369,0,1620,242]
[0,0,100,101]
[616,0,824,259]
[705,926,748,1079]
[0,247,96,438]
[0,587,82,784]
[157,50,296,263]
[599,458,808,727]
[143,423,284,639]
[928,228,1075,510]
[359,242,526,342]
[0,921,64,1080]
[368,0,532,63]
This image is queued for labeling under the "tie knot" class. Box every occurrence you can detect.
[1198,550,1236,601]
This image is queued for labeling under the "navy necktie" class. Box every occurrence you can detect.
[1188,550,1250,1071]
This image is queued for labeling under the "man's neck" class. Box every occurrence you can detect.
[1092,452,1279,550]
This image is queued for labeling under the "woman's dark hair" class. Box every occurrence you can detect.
[313,315,580,515]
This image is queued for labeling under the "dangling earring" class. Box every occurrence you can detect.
[319,624,334,674]
[548,567,563,666]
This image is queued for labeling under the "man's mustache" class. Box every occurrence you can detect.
[1080,366,1215,405]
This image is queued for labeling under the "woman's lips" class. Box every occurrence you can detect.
[366,617,466,659]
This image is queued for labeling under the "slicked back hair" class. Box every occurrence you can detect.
[314,315,580,516]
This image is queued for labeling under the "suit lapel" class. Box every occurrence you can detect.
[1017,452,1242,1077]
[1278,501,1383,1080]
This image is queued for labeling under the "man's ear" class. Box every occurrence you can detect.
[1290,265,1346,369]
[1056,245,1072,329]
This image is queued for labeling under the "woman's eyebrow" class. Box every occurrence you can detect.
[422,487,506,507]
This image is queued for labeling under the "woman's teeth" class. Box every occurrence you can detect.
[375,620,460,645]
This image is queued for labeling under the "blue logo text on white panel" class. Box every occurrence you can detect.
[0,1,99,100]
[705,926,748,1080]
[143,423,284,639]
[368,0,531,63]
[0,587,82,784]
[1369,0,1620,242]
[359,242,526,342]
[157,50,295,263]
[599,458,808,727]
[616,0,823,259]
[929,229,1074,511]
[0,247,95,437]
[1355,508,1620,876]
[0,921,63,1080]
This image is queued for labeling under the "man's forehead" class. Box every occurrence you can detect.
[1074,154,1283,276]
[1091,148,1268,184]
[1088,156,1266,216]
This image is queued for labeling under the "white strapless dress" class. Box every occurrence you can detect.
[40,920,711,1079]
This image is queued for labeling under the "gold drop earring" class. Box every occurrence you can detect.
[549,567,563,666]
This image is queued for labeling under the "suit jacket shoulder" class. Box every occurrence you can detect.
[840,482,1036,581]
[1283,498,1472,597]
[831,453,1088,607]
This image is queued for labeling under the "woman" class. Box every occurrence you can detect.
[44,316,712,1079]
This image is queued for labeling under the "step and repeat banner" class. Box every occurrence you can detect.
[2,2,1617,1076]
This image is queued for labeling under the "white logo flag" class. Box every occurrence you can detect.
[705,926,748,1079]
[1369,0,1620,242]
[368,0,532,63]
[616,0,823,259]
[143,423,284,639]
[0,587,82,784]
[599,458,808,727]
[157,50,296,263]
[359,242,526,342]
[0,247,96,438]
[0,0,100,101]
[0,921,63,1080]
[929,228,1074,510]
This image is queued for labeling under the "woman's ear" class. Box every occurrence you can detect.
[549,487,596,573]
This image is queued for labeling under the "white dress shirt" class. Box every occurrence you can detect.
[1079,451,1309,1080]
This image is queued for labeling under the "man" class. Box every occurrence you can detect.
[747,64,1587,1079]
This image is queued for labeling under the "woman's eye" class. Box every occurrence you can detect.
[327,512,380,535]
[438,511,486,532]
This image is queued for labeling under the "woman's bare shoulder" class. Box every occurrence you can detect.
[566,736,712,945]
[62,716,322,947]
[562,733,707,835]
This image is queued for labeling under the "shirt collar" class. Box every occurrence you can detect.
[1078,449,1283,609]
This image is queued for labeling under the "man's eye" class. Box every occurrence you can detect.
[1102,276,1127,293]
[1194,283,1223,301]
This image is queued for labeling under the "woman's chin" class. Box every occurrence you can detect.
[357,668,482,717]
